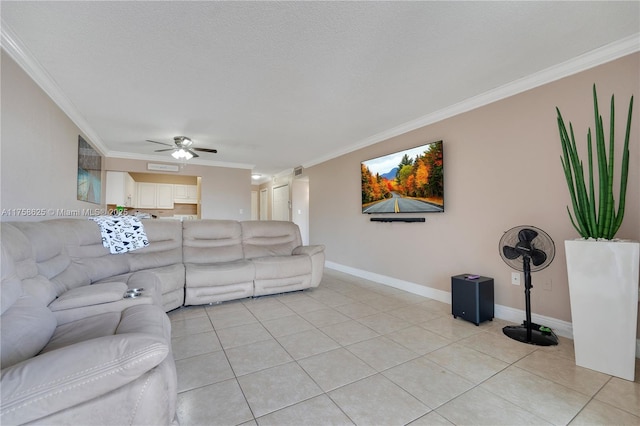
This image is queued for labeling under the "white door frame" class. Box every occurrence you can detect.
[259,188,268,220]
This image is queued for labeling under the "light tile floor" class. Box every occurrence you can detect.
[169,269,640,426]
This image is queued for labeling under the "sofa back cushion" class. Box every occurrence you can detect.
[0,246,57,368]
[50,219,130,285]
[1,223,60,305]
[127,220,183,271]
[240,221,302,259]
[183,220,244,263]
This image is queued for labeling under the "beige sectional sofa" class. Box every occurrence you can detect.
[183,220,325,304]
[0,218,325,425]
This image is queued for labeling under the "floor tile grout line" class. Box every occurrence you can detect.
[206,304,261,423]
[193,289,442,423]
[170,272,639,425]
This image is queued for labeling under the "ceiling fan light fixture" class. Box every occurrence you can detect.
[171,148,193,160]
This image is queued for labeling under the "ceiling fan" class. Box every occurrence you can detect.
[146,136,217,160]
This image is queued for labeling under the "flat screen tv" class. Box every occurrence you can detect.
[361,140,443,214]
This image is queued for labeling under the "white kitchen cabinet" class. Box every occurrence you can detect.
[106,171,136,207]
[173,184,198,204]
[156,184,174,208]
[136,182,157,208]
[136,183,174,209]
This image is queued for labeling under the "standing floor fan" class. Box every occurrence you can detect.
[499,225,558,346]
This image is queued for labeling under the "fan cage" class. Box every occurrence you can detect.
[499,225,555,272]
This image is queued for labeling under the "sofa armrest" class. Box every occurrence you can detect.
[48,282,129,312]
[292,244,325,257]
[0,333,168,426]
[293,245,325,288]
[49,282,154,325]
[126,271,164,307]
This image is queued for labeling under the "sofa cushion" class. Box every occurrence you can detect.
[183,220,244,263]
[0,246,58,368]
[1,223,60,305]
[0,295,57,369]
[186,260,255,287]
[53,219,130,285]
[0,224,39,283]
[252,255,311,279]
[240,220,302,259]
[1,246,22,315]
[127,219,183,271]
[41,312,121,354]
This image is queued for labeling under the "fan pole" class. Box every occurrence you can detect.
[523,256,533,342]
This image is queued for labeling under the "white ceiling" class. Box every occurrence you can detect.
[2,1,639,180]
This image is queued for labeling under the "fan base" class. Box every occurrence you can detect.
[503,322,558,346]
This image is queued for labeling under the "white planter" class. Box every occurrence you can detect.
[565,239,639,381]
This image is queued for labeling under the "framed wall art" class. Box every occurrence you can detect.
[77,135,102,204]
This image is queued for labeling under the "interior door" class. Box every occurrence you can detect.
[272,184,290,221]
[259,188,268,220]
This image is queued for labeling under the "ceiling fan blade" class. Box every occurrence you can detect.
[530,249,548,266]
[193,148,218,153]
[518,228,538,243]
[154,148,174,152]
[187,149,199,158]
[146,139,173,147]
[503,245,521,260]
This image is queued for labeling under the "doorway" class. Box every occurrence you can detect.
[272,184,290,221]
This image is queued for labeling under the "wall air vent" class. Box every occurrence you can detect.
[293,166,304,178]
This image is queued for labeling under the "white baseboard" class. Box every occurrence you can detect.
[325,261,451,304]
[325,261,640,356]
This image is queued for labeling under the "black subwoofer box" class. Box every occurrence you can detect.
[451,274,494,326]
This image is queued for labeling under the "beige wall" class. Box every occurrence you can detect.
[307,53,640,325]
[1,51,106,217]
[128,172,198,185]
[1,50,252,222]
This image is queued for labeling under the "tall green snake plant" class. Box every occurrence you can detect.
[556,84,634,240]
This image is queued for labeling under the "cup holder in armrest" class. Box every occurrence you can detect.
[124,291,143,299]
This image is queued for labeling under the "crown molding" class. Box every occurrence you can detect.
[1,20,110,156]
[303,33,640,169]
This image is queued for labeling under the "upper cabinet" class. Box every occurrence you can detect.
[156,184,175,208]
[108,172,197,209]
[174,184,198,204]
[106,171,136,207]
[137,183,174,209]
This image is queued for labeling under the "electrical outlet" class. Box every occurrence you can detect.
[543,279,552,291]
[511,272,521,285]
